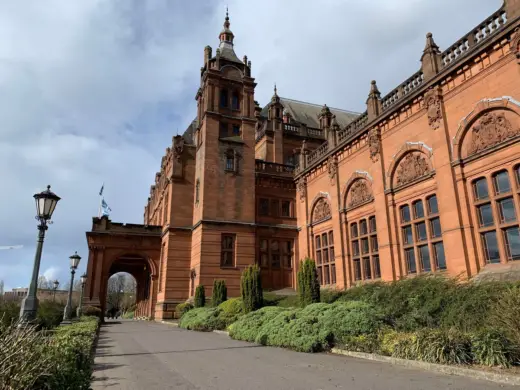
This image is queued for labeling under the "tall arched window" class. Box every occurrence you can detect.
[220,89,228,108]
[232,92,240,110]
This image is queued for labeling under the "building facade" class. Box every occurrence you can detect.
[84,1,520,319]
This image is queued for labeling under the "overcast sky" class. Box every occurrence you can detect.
[0,0,501,291]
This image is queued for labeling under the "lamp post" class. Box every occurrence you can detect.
[76,273,87,318]
[61,252,81,324]
[52,279,59,302]
[19,185,60,325]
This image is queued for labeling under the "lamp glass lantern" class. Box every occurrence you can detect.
[34,185,61,221]
[80,273,87,285]
[53,280,59,289]
[69,251,81,269]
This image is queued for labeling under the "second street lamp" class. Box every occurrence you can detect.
[62,252,81,324]
[76,273,87,318]
[19,185,60,325]
[52,279,59,302]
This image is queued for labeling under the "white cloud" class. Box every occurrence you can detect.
[42,266,60,281]
[0,0,502,289]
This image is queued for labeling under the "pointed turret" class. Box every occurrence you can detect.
[421,33,442,80]
[217,8,242,63]
[366,80,382,121]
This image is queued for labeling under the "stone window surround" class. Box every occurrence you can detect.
[348,214,381,282]
[313,228,336,286]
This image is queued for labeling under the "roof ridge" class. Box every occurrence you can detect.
[280,96,361,116]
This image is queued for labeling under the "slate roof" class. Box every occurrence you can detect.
[218,41,242,63]
[182,118,198,144]
[261,97,360,128]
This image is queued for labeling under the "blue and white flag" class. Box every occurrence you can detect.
[101,198,112,217]
[99,183,104,196]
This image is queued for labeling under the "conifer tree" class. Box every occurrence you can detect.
[297,258,320,307]
[240,265,263,313]
[194,285,206,308]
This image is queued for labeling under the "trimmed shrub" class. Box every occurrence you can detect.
[195,285,206,308]
[0,300,20,327]
[490,286,520,346]
[228,307,287,342]
[341,333,380,353]
[297,258,320,307]
[471,328,520,368]
[212,280,227,307]
[176,302,194,318]
[179,308,224,331]
[320,288,344,304]
[263,293,299,308]
[36,300,64,329]
[240,265,263,313]
[83,305,102,318]
[218,297,243,326]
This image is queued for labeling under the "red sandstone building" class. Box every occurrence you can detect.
[84,1,520,319]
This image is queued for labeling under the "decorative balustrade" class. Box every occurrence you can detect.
[307,141,329,165]
[307,127,324,137]
[255,159,295,176]
[381,71,424,112]
[442,8,507,67]
[284,123,300,133]
[338,112,368,143]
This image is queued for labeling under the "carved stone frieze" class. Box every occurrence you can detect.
[348,180,373,208]
[511,27,520,64]
[395,153,431,187]
[467,111,519,156]
[173,136,185,161]
[327,156,338,184]
[312,198,331,223]
[297,179,307,202]
[368,128,381,162]
[425,89,442,130]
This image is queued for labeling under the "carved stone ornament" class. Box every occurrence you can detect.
[312,198,331,223]
[395,153,431,187]
[425,91,442,130]
[511,27,520,64]
[173,136,185,160]
[368,128,381,162]
[348,180,373,208]
[327,156,338,183]
[467,112,519,156]
[297,179,307,202]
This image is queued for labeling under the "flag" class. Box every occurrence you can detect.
[101,198,112,217]
[99,183,104,196]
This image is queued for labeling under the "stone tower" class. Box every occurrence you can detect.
[190,10,258,296]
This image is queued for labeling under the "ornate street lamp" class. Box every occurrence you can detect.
[19,185,60,325]
[61,252,81,324]
[76,273,87,318]
[52,279,59,302]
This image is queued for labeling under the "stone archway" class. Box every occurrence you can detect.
[84,217,161,321]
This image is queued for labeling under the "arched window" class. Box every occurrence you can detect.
[220,89,228,108]
[232,92,240,110]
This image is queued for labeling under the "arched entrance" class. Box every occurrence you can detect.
[84,217,161,321]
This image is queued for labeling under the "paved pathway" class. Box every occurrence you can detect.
[92,320,515,390]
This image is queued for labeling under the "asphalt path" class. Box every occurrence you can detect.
[92,320,516,390]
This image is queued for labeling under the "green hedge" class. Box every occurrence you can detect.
[0,316,99,390]
[175,302,194,318]
[179,298,244,331]
[0,300,66,330]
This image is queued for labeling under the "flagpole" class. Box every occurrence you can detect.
[98,182,104,218]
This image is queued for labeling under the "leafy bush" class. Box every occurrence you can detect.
[179,308,225,331]
[340,333,380,353]
[490,286,520,346]
[297,258,320,307]
[36,300,64,329]
[176,302,194,318]
[122,311,134,319]
[228,307,287,342]
[263,293,299,308]
[320,288,344,304]
[0,321,52,389]
[217,298,243,326]
[0,301,20,327]
[195,285,206,308]
[212,280,227,307]
[471,328,520,368]
[241,265,263,313]
[83,305,102,318]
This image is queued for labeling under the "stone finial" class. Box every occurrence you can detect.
[421,32,442,80]
[204,45,212,64]
[366,80,382,121]
[331,115,340,131]
[243,55,248,64]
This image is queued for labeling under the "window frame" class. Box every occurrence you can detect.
[220,234,236,268]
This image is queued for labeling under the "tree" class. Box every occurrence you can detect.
[195,285,205,308]
[37,276,55,290]
[106,273,137,316]
[297,258,320,307]
[211,280,227,307]
[240,265,263,313]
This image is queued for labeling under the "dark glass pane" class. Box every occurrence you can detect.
[430,218,442,238]
[329,232,334,245]
[317,267,323,285]
[272,254,280,268]
[324,265,330,284]
[331,264,336,284]
[482,231,500,263]
[416,222,427,241]
[261,253,268,267]
[360,220,368,235]
[371,236,379,252]
[260,239,268,250]
[494,171,511,194]
[271,200,279,217]
[369,216,377,232]
[330,246,335,262]
[419,245,431,272]
[363,257,372,280]
[401,205,411,223]
[406,248,417,274]
[271,240,279,252]
[323,249,329,263]
[428,195,438,215]
[403,226,413,245]
[316,251,322,265]
[220,122,228,138]
[352,241,360,256]
[232,93,239,109]
[232,125,240,136]
[516,166,520,186]
[504,227,520,261]
[373,255,381,278]
[259,199,269,216]
[361,238,369,254]
[499,198,516,223]
[434,242,446,270]
[226,156,234,170]
[353,259,362,280]
[316,236,321,249]
[414,200,425,219]
[322,233,328,247]
[474,178,489,200]
[220,89,228,107]
[281,201,291,217]
[478,204,494,227]
[351,223,358,238]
